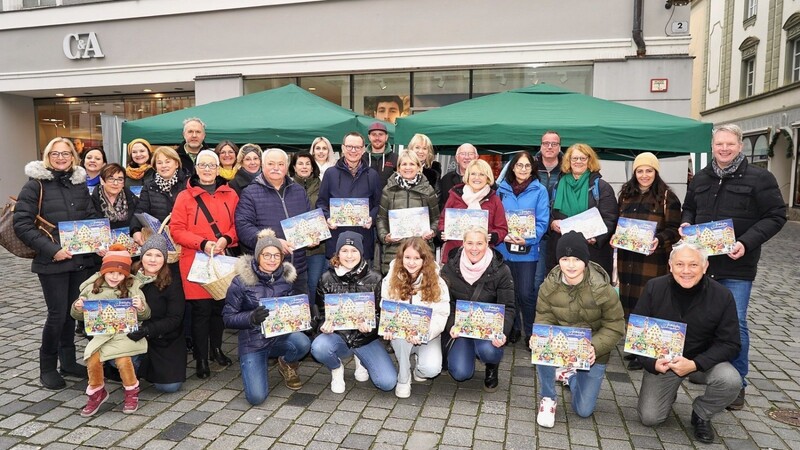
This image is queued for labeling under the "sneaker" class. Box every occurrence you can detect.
[353,355,369,382]
[537,397,557,428]
[277,357,303,390]
[395,381,411,398]
[122,385,139,414]
[413,369,427,383]
[80,387,109,417]
[330,362,345,394]
[556,367,576,386]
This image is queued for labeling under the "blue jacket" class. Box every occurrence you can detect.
[223,256,297,355]
[317,158,382,259]
[235,174,311,274]
[496,178,550,262]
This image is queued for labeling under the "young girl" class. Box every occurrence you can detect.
[381,237,450,398]
[71,245,151,417]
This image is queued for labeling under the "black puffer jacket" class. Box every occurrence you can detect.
[14,161,98,274]
[316,260,382,348]
[682,159,787,281]
[440,247,516,337]
[130,171,188,233]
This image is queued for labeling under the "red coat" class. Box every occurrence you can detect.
[438,184,507,263]
[171,177,239,300]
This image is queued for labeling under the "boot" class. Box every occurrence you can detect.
[185,337,194,354]
[40,352,66,390]
[58,347,87,378]
[122,385,140,414]
[196,359,211,379]
[80,386,108,417]
[212,348,232,367]
[484,363,499,392]
[277,357,303,390]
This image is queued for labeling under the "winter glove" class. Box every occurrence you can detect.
[249,305,269,327]
[127,324,150,342]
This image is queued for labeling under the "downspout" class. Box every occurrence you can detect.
[633,0,646,57]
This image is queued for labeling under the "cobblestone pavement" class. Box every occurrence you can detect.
[0,222,799,449]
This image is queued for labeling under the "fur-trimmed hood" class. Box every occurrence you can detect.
[235,254,297,287]
[25,160,87,184]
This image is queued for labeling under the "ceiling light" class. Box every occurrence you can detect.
[55,93,64,97]
[143,88,152,93]
[308,87,317,91]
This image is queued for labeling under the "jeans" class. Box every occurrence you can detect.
[447,337,504,382]
[311,334,397,391]
[507,261,538,338]
[392,335,442,384]
[305,254,328,306]
[718,278,752,387]
[533,238,549,303]
[240,332,311,405]
[191,299,225,361]
[537,363,607,418]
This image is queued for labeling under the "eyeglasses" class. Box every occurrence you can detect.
[106,177,125,185]
[541,142,561,148]
[514,163,532,170]
[570,156,588,162]
[260,252,282,261]
[196,163,218,170]
[343,145,363,151]
[457,152,477,157]
[49,151,73,158]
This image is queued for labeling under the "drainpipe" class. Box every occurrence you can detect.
[633,0,646,57]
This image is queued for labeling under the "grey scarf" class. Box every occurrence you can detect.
[712,151,745,178]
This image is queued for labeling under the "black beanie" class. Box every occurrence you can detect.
[336,231,364,256]
[556,231,590,266]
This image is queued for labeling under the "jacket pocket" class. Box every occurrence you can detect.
[719,184,753,215]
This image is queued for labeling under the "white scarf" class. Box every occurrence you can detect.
[461,184,490,210]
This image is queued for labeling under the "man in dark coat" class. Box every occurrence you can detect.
[532,130,563,311]
[635,242,741,445]
[681,123,787,410]
[364,122,397,189]
[175,117,210,176]
[439,143,478,210]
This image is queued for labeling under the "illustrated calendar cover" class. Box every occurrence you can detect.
[324,292,376,331]
[58,218,112,254]
[259,294,311,338]
[680,219,736,256]
[378,300,433,344]
[610,217,657,255]
[506,209,536,239]
[530,324,592,370]
[559,207,607,239]
[388,207,431,239]
[624,314,686,361]
[452,300,504,341]
[280,208,332,250]
[111,227,140,257]
[129,186,143,198]
[330,198,370,227]
[82,298,138,336]
[186,251,238,284]
[443,209,489,240]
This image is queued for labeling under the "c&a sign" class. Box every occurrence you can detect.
[63,32,105,60]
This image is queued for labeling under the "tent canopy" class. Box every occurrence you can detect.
[395,84,711,157]
[120,84,392,146]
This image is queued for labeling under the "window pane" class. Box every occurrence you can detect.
[793,39,800,83]
[300,75,351,109]
[412,70,469,113]
[243,77,297,95]
[354,72,410,124]
[472,65,593,97]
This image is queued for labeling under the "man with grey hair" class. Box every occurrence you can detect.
[177,117,209,173]
[439,143,478,209]
[634,242,741,445]
[235,148,312,295]
[681,123,786,410]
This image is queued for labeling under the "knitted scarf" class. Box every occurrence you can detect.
[461,184,490,209]
[125,164,151,181]
[395,172,422,190]
[712,151,745,178]
[219,166,237,181]
[459,247,493,285]
[99,186,128,223]
[553,171,590,217]
[510,176,533,197]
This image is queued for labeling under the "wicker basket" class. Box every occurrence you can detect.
[156,214,181,264]
[202,249,236,301]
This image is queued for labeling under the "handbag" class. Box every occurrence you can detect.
[0,180,56,258]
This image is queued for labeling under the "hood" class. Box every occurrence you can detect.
[236,254,297,287]
[25,161,87,184]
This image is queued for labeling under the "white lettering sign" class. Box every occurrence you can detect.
[63,32,104,60]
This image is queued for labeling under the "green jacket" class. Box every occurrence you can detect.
[71,272,151,362]
[535,261,624,364]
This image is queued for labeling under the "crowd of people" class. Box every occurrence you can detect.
[12,119,787,444]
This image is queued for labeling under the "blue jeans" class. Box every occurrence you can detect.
[310,334,397,391]
[533,239,549,302]
[718,278,752,388]
[153,382,182,393]
[306,254,329,307]
[447,337,504,381]
[507,261,538,338]
[239,332,311,405]
[537,363,607,418]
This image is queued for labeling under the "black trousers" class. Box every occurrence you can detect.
[191,299,224,361]
[38,269,92,358]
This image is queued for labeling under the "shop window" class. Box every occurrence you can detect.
[243,77,297,95]
[412,70,469,114]
[472,65,592,97]
[299,75,351,109]
[353,72,410,124]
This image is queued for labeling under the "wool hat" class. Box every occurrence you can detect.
[140,234,168,261]
[254,229,283,263]
[238,144,262,161]
[633,152,660,173]
[556,231,589,267]
[336,231,364,256]
[368,122,388,134]
[101,244,132,277]
[196,149,220,166]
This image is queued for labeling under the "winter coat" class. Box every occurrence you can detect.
[535,261,624,365]
[171,176,239,300]
[377,174,440,274]
[14,162,98,275]
[439,170,463,211]
[633,275,740,373]
[496,178,550,262]
[130,170,189,233]
[228,167,261,195]
[135,271,186,384]
[682,159,787,281]
[71,272,151,362]
[380,260,450,341]
[223,256,298,355]
[316,260,383,349]
[316,159,382,259]
[235,175,311,273]
[616,186,682,314]
[365,147,398,188]
[534,151,563,199]
[547,172,619,276]
[174,141,210,178]
[422,161,442,199]
[438,184,508,264]
[440,247,516,337]
[90,185,139,230]
[293,174,326,258]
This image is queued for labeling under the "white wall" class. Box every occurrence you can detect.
[0,93,37,201]
[195,76,244,106]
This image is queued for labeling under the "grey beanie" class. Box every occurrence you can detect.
[140,234,168,260]
[254,228,283,262]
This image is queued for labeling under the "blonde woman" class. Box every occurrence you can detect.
[228,144,263,195]
[407,133,442,196]
[310,137,336,179]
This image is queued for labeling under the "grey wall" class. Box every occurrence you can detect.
[0,93,37,201]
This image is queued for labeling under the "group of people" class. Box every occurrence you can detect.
[13,119,786,444]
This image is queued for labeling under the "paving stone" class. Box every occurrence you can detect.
[339,433,374,450]
[313,423,350,444]
[159,422,196,442]
[239,435,276,450]
[440,426,473,447]
[406,431,440,450]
